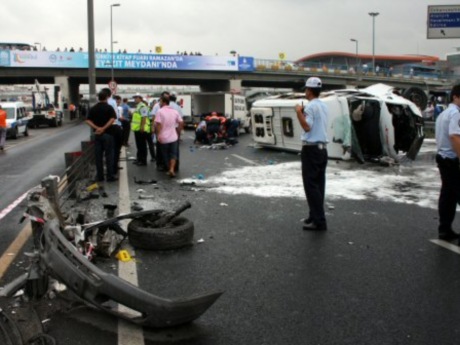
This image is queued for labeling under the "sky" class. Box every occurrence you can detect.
[2,0,458,61]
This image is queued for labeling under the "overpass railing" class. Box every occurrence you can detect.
[253,58,457,83]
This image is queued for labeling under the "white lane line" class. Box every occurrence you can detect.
[117,148,145,345]
[0,191,29,221]
[430,239,460,254]
[231,154,260,166]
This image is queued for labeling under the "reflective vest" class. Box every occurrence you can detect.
[131,103,150,132]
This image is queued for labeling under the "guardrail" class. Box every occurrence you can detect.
[58,140,95,207]
[253,59,457,83]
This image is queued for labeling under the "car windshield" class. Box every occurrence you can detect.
[3,107,15,119]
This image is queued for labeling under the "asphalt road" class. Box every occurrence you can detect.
[2,128,460,344]
[0,121,89,266]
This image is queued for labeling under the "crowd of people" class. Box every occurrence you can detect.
[176,51,203,56]
[85,89,185,181]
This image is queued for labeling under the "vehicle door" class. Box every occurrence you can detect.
[251,107,276,145]
[17,107,27,133]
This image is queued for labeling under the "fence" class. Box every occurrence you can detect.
[253,59,458,83]
[58,140,95,207]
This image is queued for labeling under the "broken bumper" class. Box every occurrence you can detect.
[40,219,223,328]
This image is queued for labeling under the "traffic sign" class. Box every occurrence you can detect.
[108,80,117,94]
[427,5,460,39]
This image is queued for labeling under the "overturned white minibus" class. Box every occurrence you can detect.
[251,84,425,163]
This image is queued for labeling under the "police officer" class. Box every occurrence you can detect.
[435,84,460,241]
[295,77,329,231]
[131,94,150,166]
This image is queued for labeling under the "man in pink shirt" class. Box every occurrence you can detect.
[155,95,184,177]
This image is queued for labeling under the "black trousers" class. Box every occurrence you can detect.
[301,145,328,226]
[121,119,131,146]
[134,131,148,164]
[436,154,460,233]
[111,125,123,173]
[146,132,156,160]
[94,133,114,181]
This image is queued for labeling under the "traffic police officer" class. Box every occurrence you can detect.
[131,94,150,166]
[435,84,460,241]
[295,77,329,231]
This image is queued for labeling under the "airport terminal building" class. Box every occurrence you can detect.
[295,52,444,77]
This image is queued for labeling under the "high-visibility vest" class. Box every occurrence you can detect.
[131,103,150,132]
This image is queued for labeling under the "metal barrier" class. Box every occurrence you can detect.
[253,58,456,82]
[58,140,95,207]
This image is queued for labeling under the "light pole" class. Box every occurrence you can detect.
[88,0,97,107]
[350,38,359,78]
[369,12,379,75]
[110,3,120,82]
[34,42,41,51]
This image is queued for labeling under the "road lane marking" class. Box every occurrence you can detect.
[0,191,29,221]
[430,239,460,254]
[231,154,260,166]
[0,224,32,278]
[117,148,145,345]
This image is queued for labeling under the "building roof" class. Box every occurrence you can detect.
[295,52,440,64]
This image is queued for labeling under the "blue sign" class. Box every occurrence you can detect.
[427,5,460,39]
[1,50,255,72]
[429,12,460,28]
[238,57,255,72]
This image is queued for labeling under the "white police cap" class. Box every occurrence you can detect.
[305,77,322,89]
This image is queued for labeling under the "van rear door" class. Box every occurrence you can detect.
[251,107,276,145]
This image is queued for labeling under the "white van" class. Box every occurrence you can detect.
[251,84,425,163]
[1,102,29,139]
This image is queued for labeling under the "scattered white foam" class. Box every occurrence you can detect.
[184,149,441,209]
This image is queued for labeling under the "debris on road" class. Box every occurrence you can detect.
[116,249,133,262]
[139,195,155,200]
[134,177,157,185]
[86,182,99,192]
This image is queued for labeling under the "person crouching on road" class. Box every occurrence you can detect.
[85,91,117,182]
[295,77,329,231]
[131,94,150,166]
[435,84,460,241]
[155,94,184,177]
[0,105,7,151]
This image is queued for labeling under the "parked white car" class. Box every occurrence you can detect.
[1,101,29,139]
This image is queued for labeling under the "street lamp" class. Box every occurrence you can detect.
[350,38,359,78]
[34,42,41,51]
[369,12,379,74]
[110,3,121,82]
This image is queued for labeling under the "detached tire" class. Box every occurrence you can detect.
[128,216,194,250]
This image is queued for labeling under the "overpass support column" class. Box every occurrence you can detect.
[55,76,80,121]
[200,79,242,92]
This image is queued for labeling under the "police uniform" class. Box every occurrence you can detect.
[131,99,150,165]
[108,97,124,174]
[300,78,329,230]
[435,103,460,239]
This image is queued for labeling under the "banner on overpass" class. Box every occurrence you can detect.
[0,50,254,72]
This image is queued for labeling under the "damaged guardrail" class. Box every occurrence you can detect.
[2,176,223,329]
[60,140,95,203]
